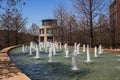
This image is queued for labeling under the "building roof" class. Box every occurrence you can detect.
[41,19,57,22]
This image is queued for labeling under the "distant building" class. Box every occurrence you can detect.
[110,0,120,47]
[38,19,62,43]
[110,0,120,29]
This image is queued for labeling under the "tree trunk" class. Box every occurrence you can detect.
[6,30,10,47]
[90,0,93,47]
[15,31,18,45]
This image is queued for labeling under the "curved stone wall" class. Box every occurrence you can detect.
[0,46,30,80]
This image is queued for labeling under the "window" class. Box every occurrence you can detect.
[47,37,53,42]
[42,20,57,26]
[40,29,44,34]
[40,37,44,42]
[47,29,53,34]
[42,21,48,26]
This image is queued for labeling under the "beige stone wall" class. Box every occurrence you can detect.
[0,46,31,80]
[38,26,54,43]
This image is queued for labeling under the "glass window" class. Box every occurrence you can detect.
[47,29,53,34]
[47,37,53,42]
[40,37,44,42]
[42,20,57,26]
[40,29,44,34]
[42,21,48,26]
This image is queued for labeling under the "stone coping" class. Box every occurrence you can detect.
[0,46,31,80]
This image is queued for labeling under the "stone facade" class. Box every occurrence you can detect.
[110,0,120,30]
[38,19,62,43]
[110,0,120,47]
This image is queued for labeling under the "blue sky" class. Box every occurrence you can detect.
[23,0,110,28]
[23,0,72,28]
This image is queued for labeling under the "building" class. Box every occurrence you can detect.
[110,0,120,28]
[110,0,120,48]
[38,19,62,43]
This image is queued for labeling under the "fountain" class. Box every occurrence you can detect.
[48,47,53,63]
[39,46,41,51]
[33,47,40,59]
[64,48,70,58]
[35,44,37,49]
[40,42,44,49]
[71,50,79,71]
[116,55,120,57]
[8,43,120,80]
[59,42,62,49]
[39,42,42,51]
[118,59,120,61]
[74,43,77,52]
[98,45,103,55]
[94,46,98,58]
[56,43,59,51]
[64,43,67,52]
[45,46,48,53]
[24,45,27,52]
[85,45,92,63]
[31,43,35,49]
[76,43,82,54]
[29,46,32,55]
[53,46,57,55]
[83,44,86,52]
[22,45,25,52]
[30,42,33,48]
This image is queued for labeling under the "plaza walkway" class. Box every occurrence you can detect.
[0,46,30,80]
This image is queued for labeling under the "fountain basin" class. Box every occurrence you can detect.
[8,47,120,80]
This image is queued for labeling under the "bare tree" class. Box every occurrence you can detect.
[1,9,13,46]
[66,14,78,45]
[53,4,69,44]
[78,17,90,45]
[27,23,38,42]
[72,0,106,47]
[12,9,27,45]
[0,0,26,47]
[28,23,38,36]
[94,14,110,47]
[54,4,68,26]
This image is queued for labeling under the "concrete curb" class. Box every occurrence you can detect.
[0,46,31,80]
